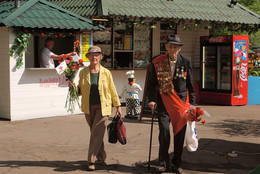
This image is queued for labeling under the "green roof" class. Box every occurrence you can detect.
[0,0,104,30]
[48,0,260,25]
[48,0,98,17]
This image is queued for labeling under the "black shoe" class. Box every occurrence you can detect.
[157,162,169,172]
[157,165,167,172]
[172,166,182,174]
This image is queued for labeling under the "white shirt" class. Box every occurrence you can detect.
[169,58,177,78]
[40,47,55,68]
[120,83,142,99]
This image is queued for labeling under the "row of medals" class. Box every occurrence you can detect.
[156,60,186,95]
[156,60,174,95]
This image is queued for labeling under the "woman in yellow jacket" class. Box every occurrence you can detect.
[71,46,121,171]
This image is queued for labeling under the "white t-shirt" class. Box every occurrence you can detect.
[40,47,55,68]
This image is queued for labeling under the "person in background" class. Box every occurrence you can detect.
[119,70,142,119]
[147,35,196,174]
[69,45,121,171]
[253,57,259,67]
[40,37,76,68]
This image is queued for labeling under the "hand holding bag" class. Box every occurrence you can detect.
[185,121,198,152]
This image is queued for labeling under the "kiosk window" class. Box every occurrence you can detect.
[25,35,74,68]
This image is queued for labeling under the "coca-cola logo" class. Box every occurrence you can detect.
[240,63,247,82]
[209,36,224,43]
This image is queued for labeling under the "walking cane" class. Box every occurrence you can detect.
[148,109,154,170]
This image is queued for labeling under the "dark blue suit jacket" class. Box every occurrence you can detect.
[147,53,196,112]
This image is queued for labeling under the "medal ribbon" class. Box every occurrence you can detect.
[153,54,189,135]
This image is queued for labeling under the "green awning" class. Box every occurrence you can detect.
[48,0,260,25]
[0,0,104,30]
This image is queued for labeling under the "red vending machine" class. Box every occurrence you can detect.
[199,35,248,105]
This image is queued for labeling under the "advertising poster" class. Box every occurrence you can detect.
[232,39,248,104]
[81,33,92,62]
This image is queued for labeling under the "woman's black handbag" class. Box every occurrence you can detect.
[107,114,127,145]
[107,116,119,143]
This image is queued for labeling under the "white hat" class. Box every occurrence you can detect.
[126,70,135,78]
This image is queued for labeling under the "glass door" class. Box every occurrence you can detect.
[202,46,216,89]
[217,46,232,90]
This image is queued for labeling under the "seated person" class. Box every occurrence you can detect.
[40,38,76,68]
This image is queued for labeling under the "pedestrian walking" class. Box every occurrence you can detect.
[69,45,121,171]
[147,34,196,174]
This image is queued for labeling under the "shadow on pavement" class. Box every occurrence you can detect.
[209,119,260,137]
[0,160,158,173]
[0,139,259,174]
[181,138,260,173]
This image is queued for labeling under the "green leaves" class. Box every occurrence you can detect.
[249,67,260,76]
[9,29,31,69]
[15,58,24,69]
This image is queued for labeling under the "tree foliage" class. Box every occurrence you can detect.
[239,0,260,15]
[215,0,260,48]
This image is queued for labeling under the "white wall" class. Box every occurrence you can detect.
[152,22,161,57]
[178,25,209,81]
[0,27,11,119]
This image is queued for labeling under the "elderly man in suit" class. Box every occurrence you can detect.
[147,35,196,174]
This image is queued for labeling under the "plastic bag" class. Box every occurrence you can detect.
[185,121,198,152]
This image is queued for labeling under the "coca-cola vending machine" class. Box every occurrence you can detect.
[199,35,248,105]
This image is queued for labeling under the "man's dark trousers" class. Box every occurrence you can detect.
[158,111,186,168]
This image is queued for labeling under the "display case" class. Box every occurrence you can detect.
[92,22,152,69]
[113,23,133,69]
[217,46,232,90]
[200,35,248,105]
[202,46,217,89]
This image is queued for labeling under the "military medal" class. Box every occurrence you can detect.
[181,66,184,78]
[184,71,187,80]
[154,57,175,95]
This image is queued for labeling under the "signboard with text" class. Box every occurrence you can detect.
[81,32,92,62]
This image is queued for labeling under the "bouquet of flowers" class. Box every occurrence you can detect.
[63,56,83,113]
[56,40,84,113]
[183,106,210,124]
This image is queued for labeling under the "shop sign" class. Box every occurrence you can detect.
[81,32,92,62]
